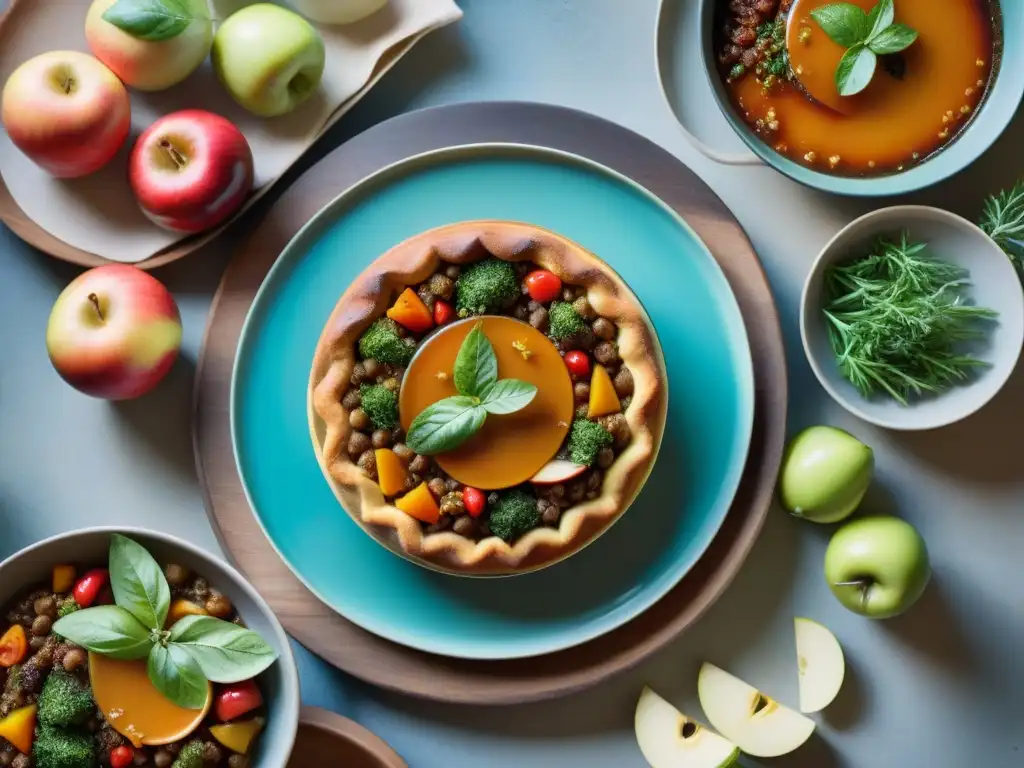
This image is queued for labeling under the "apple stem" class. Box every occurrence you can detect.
[88,293,104,322]
[159,140,188,170]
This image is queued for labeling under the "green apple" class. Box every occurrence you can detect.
[212,3,326,117]
[634,687,739,768]
[778,425,873,524]
[794,618,845,713]
[824,516,930,619]
[697,663,814,758]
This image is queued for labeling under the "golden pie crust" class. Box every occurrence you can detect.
[309,221,667,576]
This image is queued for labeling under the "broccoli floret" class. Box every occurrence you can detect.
[38,668,95,728]
[548,301,587,339]
[56,597,80,618]
[487,489,541,542]
[33,726,95,768]
[358,318,415,367]
[359,384,399,431]
[171,741,204,768]
[568,418,613,466]
[455,259,519,315]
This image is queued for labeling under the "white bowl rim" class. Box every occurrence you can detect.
[800,204,1024,430]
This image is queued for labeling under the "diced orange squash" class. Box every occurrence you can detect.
[588,364,621,418]
[0,625,27,668]
[386,288,433,333]
[0,704,36,753]
[52,564,76,594]
[395,482,440,524]
[375,448,407,497]
[210,718,264,755]
[166,599,208,627]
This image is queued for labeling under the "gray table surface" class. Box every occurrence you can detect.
[2,1,1022,766]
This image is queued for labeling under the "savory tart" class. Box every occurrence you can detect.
[309,221,667,575]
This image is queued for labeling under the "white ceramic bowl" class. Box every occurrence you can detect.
[0,527,300,767]
[801,206,1024,430]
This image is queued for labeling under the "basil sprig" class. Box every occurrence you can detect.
[52,534,278,710]
[102,0,208,42]
[811,0,918,96]
[406,323,538,455]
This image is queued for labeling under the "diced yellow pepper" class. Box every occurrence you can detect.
[395,482,441,524]
[588,364,621,418]
[0,704,36,754]
[52,564,76,594]
[210,718,265,755]
[375,449,407,497]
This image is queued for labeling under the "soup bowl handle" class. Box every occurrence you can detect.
[666,112,763,166]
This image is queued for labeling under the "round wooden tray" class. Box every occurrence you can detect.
[287,707,406,768]
[193,101,788,704]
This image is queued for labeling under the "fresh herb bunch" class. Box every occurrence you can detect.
[812,0,918,96]
[52,535,278,710]
[406,323,538,455]
[823,232,997,405]
[979,179,1024,270]
[755,17,790,88]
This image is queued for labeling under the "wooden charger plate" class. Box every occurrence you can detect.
[287,707,406,768]
[193,101,787,704]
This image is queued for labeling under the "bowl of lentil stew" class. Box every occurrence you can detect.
[0,528,299,768]
[309,220,668,577]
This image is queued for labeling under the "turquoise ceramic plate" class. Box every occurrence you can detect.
[231,144,754,660]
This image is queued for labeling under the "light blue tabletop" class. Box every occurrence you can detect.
[2,1,1023,767]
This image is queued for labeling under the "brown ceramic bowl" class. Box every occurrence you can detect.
[287,707,406,767]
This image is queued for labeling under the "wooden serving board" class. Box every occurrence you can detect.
[193,101,788,704]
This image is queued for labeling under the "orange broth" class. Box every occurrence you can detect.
[721,0,997,176]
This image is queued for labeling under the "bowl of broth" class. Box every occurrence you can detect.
[696,0,1021,195]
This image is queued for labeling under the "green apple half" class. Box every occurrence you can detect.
[778,425,874,523]
[634,687,739,768]
[697,663,814,758]
[795,618,845,713]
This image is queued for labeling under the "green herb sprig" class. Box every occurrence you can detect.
[812,0,918,96]
[102,0,209,42]
[979,179,1024,270]
[406,323,537,455]
[53,535,278,709]
[823,232,997,405]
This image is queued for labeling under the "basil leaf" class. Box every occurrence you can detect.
[810,3,870,47]
[868,23,918,54]
[148,642,209,710]
[169,616,279,683]
[406,396,487,455]
[865,0,895,42]
[101,0,200,42]
[836,44,877,96]
[52,606,153,660]
[480,379,538,415]
[453,323,498,398]
[109,534,170,631]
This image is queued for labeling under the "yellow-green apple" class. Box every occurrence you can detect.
[824,516,930,619]
[778,425,873,524]
[794,618,845,713]
[46,265,182,400]
[85,0,213,91]
[1,51,130,178]
[285,0,387,24]
[635,687,739,768]
[697,663,814,758]
[129,110,253,233]
[212,3,326,117]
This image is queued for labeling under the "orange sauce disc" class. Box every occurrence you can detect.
[399,316,574,490]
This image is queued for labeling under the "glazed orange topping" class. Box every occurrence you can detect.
[90,653,211,746]
[400,316,574,490]
[729,0,993,175]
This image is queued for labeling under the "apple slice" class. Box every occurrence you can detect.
[697,663,814,758]
[530,459,587,484]
[795,618,845,713]
[635,687,739,768]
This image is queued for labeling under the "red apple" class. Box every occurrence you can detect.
[0,50,130,178]
[530,459,588,485]
[129,110,254,234]
[46,265,182,401]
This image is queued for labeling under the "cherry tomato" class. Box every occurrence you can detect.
[0,625,28,667]
[433,299,454,325]
[563,350,591,379]
[216,679,264,722]
[462,487,486,518]
[524,270,562,303]
[110,745,134,768]
[72,569,109,608]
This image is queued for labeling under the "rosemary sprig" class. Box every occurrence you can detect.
[979,178,1024,270]
[822,231,997,405]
